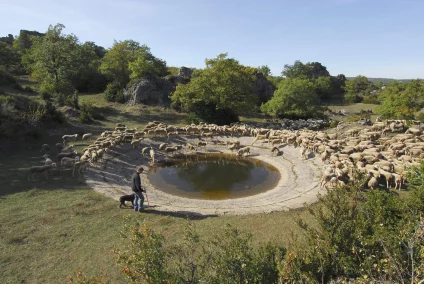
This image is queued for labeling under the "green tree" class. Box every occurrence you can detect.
[282,60,313,79]
[260,78,325,119]
[128,46,167,80]
[0,42,21,71]
[314,76,333,101]
[172,53,257,125]
[343,75,375,103]
[257,65,271,77]
[22,24,95,95]
[100,40,160,88]
[376,80,424,119]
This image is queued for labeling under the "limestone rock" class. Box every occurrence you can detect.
[254,72,275,103]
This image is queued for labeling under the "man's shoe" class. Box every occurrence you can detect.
[138,208,144,212]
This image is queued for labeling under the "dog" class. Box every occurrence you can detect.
[119,193,135,208]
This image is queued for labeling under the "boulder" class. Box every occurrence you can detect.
[124,78,174,106]
[254,72,275,103]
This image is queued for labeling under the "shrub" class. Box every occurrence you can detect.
[104,82,125,103]
[362,94,380,104]
[55,93,66,106]
[40,91,53,101]
[0,67,17,86]
[190,103,240,125]
[79,103,104,123]
[329,121,338,128]
[185,112,202,125]
[23,86,34,93]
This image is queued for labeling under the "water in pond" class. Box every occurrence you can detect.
[147,153,280,200]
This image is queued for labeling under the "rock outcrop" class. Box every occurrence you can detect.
[254,72,275,103]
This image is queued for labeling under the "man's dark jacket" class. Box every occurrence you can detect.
[131,172,144,193]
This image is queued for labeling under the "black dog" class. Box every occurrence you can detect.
[119,194,135,208]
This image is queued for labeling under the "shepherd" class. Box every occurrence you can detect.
[132,166,145,212]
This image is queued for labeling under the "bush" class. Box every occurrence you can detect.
[104,82,125,103]
[55,93,66,106]
[185,112,202,125]
[362,94,380,104]
[40,91,53,101]
[23,86,34,93]
[190,103,239,125]
[0,67,18,86]
[329,121,338,128]
[79,103,104,123]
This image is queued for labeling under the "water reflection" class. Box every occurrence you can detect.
[148,154,280,200]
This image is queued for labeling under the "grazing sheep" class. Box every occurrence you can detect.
[61,156,80,169]
[73,160,90,177]
[82,133,93,141]
[40,144,50,153]
[186,143,196,151]
[165,146,179,154]
[301,147,308,160]
[378,168,393,189]
[61,144,75,153]
[42,154,53,165]
[62,134,79,145]
[28,163,57,181]
[271,146,283,156]
[237,147,250,157]
[56,151,78,163]
[131,138,144,148]
[141,147,150,157]
[197,141,207,150]
[367,176,378,190]
[159,143,168,151]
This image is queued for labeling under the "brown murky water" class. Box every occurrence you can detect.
[147,153,280,200]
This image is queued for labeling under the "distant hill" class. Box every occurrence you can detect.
[346,77,414,84]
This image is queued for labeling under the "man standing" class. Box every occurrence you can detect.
[132,166,145,212]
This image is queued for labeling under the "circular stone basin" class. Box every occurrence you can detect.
[147,153,280,200]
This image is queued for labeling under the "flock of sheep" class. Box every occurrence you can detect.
[29,119,423,193]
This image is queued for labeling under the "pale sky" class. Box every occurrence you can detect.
[1,0,423,79]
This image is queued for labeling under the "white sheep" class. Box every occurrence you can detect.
[62,134,79,145]
[237,147,250,157]
[149,147,155,163]
[82,133,93,142]
[73,160,90,177]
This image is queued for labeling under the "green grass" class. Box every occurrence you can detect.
[0,150,314,282]
[0,91,314,283]
[327,103,379,122]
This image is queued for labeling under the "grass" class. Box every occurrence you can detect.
[327,103,379,122]
[0,91,315,282]
[1,86,396,282]
[0,149,314,282]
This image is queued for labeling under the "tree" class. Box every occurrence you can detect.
[100,40,165,88]
[257,65,271,77]
[260,78,325,119]
[376,80,424,119]
[22,24,95,95]
[0,42,21,71]
[172,53,257,125]
[128,46,168,80]
[343,75,375,103]
[282,60,313,79]
[314,76,333,101]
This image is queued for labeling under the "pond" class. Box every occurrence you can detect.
[147,153,280,200]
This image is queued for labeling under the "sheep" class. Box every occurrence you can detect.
[301,147,308,160]
[116,123,126,127]
[62,134,79,145]
[165,146,179,154]
[55,143,63,152]
[159,143,168,151]
[228,143,238,151]
[28,163,57,181]
[197,141,207,150]
[377,168,393,189]
[73,160,90,177]
[82,133,93,142]
[186,143,196,151]
[56,151,78,163]
[320,173,335,188]
[141,147,150,157]
[367,176,378,190]
[236,147,250,157]
[61,144,75,153]
[149,147,155,163]
[271,146,283,156]
[40,144,50,153]
[42,154,53,166]
[391,173,403,190]
[61,156,80,169]
[131,138,144,149]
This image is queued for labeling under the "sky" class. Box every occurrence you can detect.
[1,0,423,79]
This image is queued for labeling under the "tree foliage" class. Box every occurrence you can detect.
[343,75,376,103]
[172,53,257,124]
[257,65,271,77]
[376,80,424,119]
[100,40,166,88]
[260,78,325,119]
[22,24,97,95]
